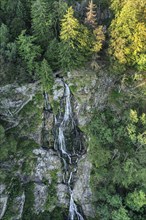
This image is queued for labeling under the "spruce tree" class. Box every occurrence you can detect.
[109,0,146,70]
[17,30,41,75]
[39,59,54,93]
[59,6,92,70]
[60,6,80,47]
[85,0,97,28]
[31,0,54,47]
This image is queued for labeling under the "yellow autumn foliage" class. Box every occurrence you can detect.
[109,0,146,70]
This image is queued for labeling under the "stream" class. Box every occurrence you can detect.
[54,82,84,220]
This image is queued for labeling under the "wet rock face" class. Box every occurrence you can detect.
[33,148,62,182]
[57,183,69,206]
[33,148,69,213]
[0,68,114,219]
[53,78,64,101]
[34,183,48,214]
[73,156,96,218]
[0,196,8,220]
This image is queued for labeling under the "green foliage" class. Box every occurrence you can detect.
[31,0,54,47]
[0,23,9,48]
[38,59,54,93]
[0,23,17,62]
[127,110,146,146]
[44,38,60,71]
[51,100,60,115]
[109,0,146,70]
[0,125,5,143]
[52,0,68,34]
[86,107,146,219]
[3,178,23,220]
[60,7,85,70]
[1,0,26,39]
[22,182,35,220]
[126,190,146,211]
[59,41,85,71]
[0,125,17,161]
[45,170,58,211]
[112,207,130,220]
[59,6,105,70]
[60,6,79,45]
[17,30,41,75]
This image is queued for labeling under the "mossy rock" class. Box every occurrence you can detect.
[3,178,23,220]
[22,182,35,220]
[45,170,58,212]
[50,99,60,115]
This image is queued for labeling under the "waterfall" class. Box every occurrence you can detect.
[63,84,72,123]
[43,92,51,111]
[55,82,84,220]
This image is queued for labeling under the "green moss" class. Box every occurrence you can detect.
[17,138,39,155]
[3,178,23,220]
[109,89,123,104]
[0,123,17,161]
[22,207,67,220]
[51,100,60,115]
[50,207,68,220]
[16,138,38,174]
[69,85,77,95]
[0,170,7,183]
[22,157,37,175]
[22,182,35,220]
[45,170,58,211]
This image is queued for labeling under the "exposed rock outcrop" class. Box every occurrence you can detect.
[0,68,114,219]
[73,156,95,218]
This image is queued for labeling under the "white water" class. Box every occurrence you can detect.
[44,92,50,110]
[55,82,84,220]
[58,126,72,164]
[63,83,72,123]
[69,191,84,220]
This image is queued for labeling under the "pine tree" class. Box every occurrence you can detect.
[85,0,97,28]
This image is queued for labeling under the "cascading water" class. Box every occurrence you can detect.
[54,82,84,220]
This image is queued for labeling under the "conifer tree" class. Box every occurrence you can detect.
[59,6,85,70]
[92,25,105,53]
[109,0,146,70]
[85,0,97,28]
[31,0,53,47]
[60,6,94,70]
[60,6,80,48]
[39,59,54,93]
[17,30,41,74]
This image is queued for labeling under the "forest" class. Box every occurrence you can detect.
[0,0,146,220]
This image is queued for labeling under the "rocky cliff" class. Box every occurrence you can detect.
[0,67,113,220]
